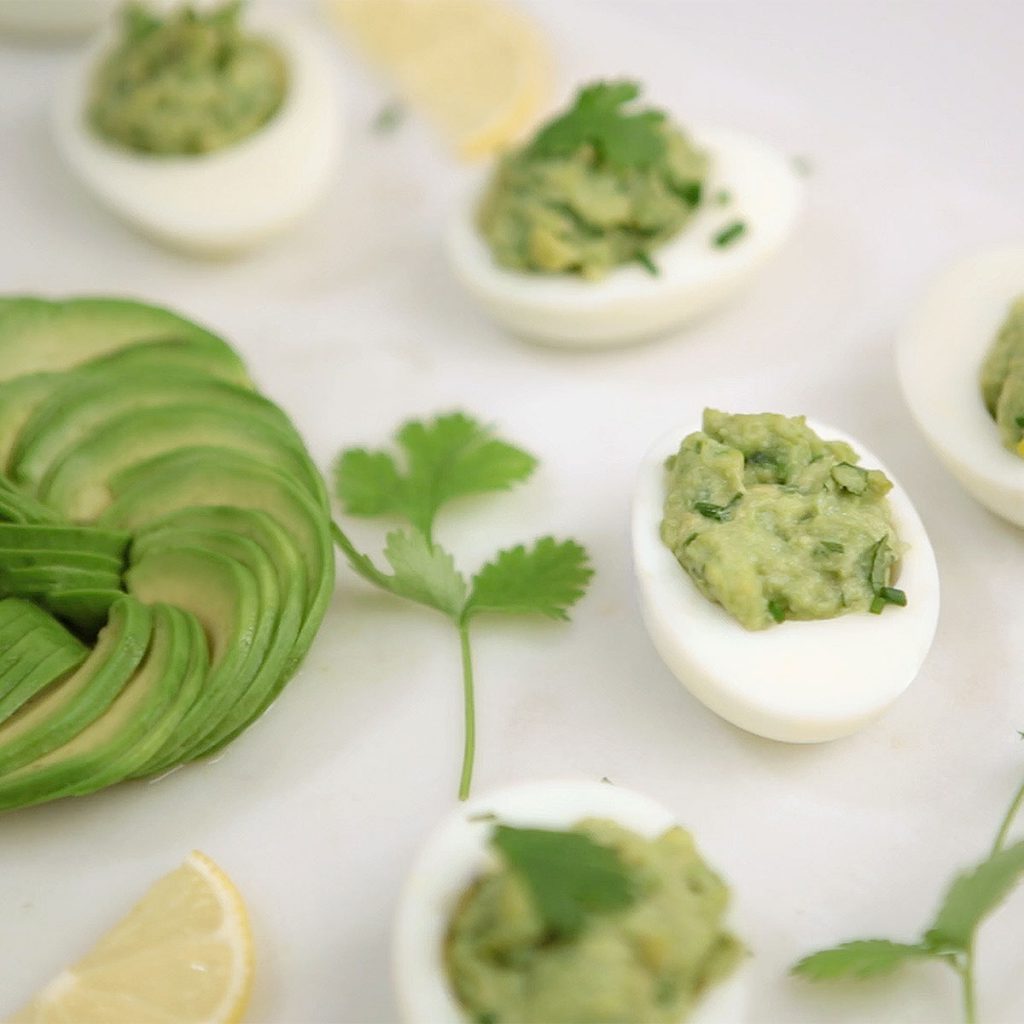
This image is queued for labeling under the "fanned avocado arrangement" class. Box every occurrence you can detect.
[0,297,334,812]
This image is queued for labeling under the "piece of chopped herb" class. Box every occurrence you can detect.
[877,586,907,607]
[1015,415,1024,429]
[694,496,739,522]
[635,250,659,276]
[670,180,703,207]
[713,221,746,248]
[820,540,845,554]
[768,598,787,623]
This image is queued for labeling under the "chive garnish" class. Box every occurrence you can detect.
[768,599,787,623]
[671,180,703,207]
[878,586,907,607]
[713,221,746,248]
[820,540,845,553]
[694,496,739,522]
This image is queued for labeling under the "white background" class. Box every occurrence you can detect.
[1,2,1024,1021]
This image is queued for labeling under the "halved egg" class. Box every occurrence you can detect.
[445,128,803,348]
[394,778,747,1024]
[632,419,940,743]
[51,8,342,255]
[896,245,1024,528]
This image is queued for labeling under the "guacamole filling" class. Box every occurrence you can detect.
[661,410,906,631]
[88,1,287,156]
[445,819,740,1024]
[478,81,708,279]
[979,296,1024,456]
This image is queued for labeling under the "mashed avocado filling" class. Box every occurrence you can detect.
[661,410,906,631]
[979,297,1024,455]
[445,819,740,1024]
[89,1,287,156]
[478,81,708,279]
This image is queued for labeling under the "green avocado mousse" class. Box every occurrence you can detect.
[979,296,1024,456]
[88,0,288,156]
[661,410,907,631]
[394,779,743,1024]
[478,80,708,279]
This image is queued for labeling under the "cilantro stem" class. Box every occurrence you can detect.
[992,774,1024,854]
[958,948,977,1024]
[457,619,476,801]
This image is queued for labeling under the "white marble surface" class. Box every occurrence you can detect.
[1,2,1023,1021]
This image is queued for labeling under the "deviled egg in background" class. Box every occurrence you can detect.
[446,80,804,348]
[394,779,747,1024]
[896,245,1024,529]
[52,1,343,255]
[632,413,940,743]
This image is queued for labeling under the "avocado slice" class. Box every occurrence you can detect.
[126,545,268,773]
[0,374,60,474]
[100,448,333,659]
[0,550,121,573]
[83,336,250,386]
[0,603,206,811]
[0,564,122,599]
[0,596,151,774]
[0,297,233,382]
[0,480,60,525]
[45,588,125,639]
[132,508,304,760]
[39,405,323,521]
[12,372,293,492]
[0,523,129,561]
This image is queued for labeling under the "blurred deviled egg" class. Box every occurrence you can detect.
[632,410,940,743]
[446,80,803,348]
[52,1,342,255]
[897,245,1024,528]
[395,779,746,1024]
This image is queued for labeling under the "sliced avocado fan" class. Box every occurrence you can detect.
[0,295,335,814]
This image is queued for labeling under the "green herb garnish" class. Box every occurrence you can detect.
[372,101,405,134]
[713,221,746,248]
[767,598,787,623]
[694,496,740,522]
[332,413,594,800]
[528,80,668,171]
[635,251,659,276]
[793,740,1024,1023]
[491,824,635,939]
[820,540,845,554]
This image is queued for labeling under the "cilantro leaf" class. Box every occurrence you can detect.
[465,537,593,621]
[491,825,635,939]
[792,940,935,981]
[382,530,467,618]
[529,80,668,171]
[924,841,1024,951]
[334,413,537,542]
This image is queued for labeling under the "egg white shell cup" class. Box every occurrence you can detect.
[632,420,940,743]
[52,9,342,256]
[394,779,747,1024]
[896,245,1024,528]
[445,128,804,348]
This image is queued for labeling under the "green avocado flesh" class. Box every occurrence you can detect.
[446,819,741,1024]
[661,410,905,630]
[0,295,334,813]
[979,297,1024,455]
[479,82,708,279]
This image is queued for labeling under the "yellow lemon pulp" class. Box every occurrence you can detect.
[12,851,253,1024]
[326,0,554,159]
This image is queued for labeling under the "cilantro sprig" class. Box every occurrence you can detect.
[490,824,635,939]
[331,413,594,799]
[792,738,1024,1023]
[528,80,668,172]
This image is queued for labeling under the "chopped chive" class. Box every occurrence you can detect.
[820,540,845,553]
[713,221,746,248]
[371,101,405,134]
[768,599,787,623]
[870,595,886,614]
[635,250,659,276]
[670,180,702,207]
[694,496,739,522]
[878,586,907,607]
[683,531,699,547]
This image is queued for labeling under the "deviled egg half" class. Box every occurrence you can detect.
[446,80,803,348]
[896,245,1024,528]
[632,411,940,743]
[52,1,342,255]
[395,779,746,1024]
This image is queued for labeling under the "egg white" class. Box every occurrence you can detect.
[394,778,747,1024]
[445,128,803,348]
[896,245,1024,528]
[632,419,940,743]
[51,7,342,255]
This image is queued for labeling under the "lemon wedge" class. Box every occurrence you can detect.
[326,0,553,158]
[11,851,253,1024]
